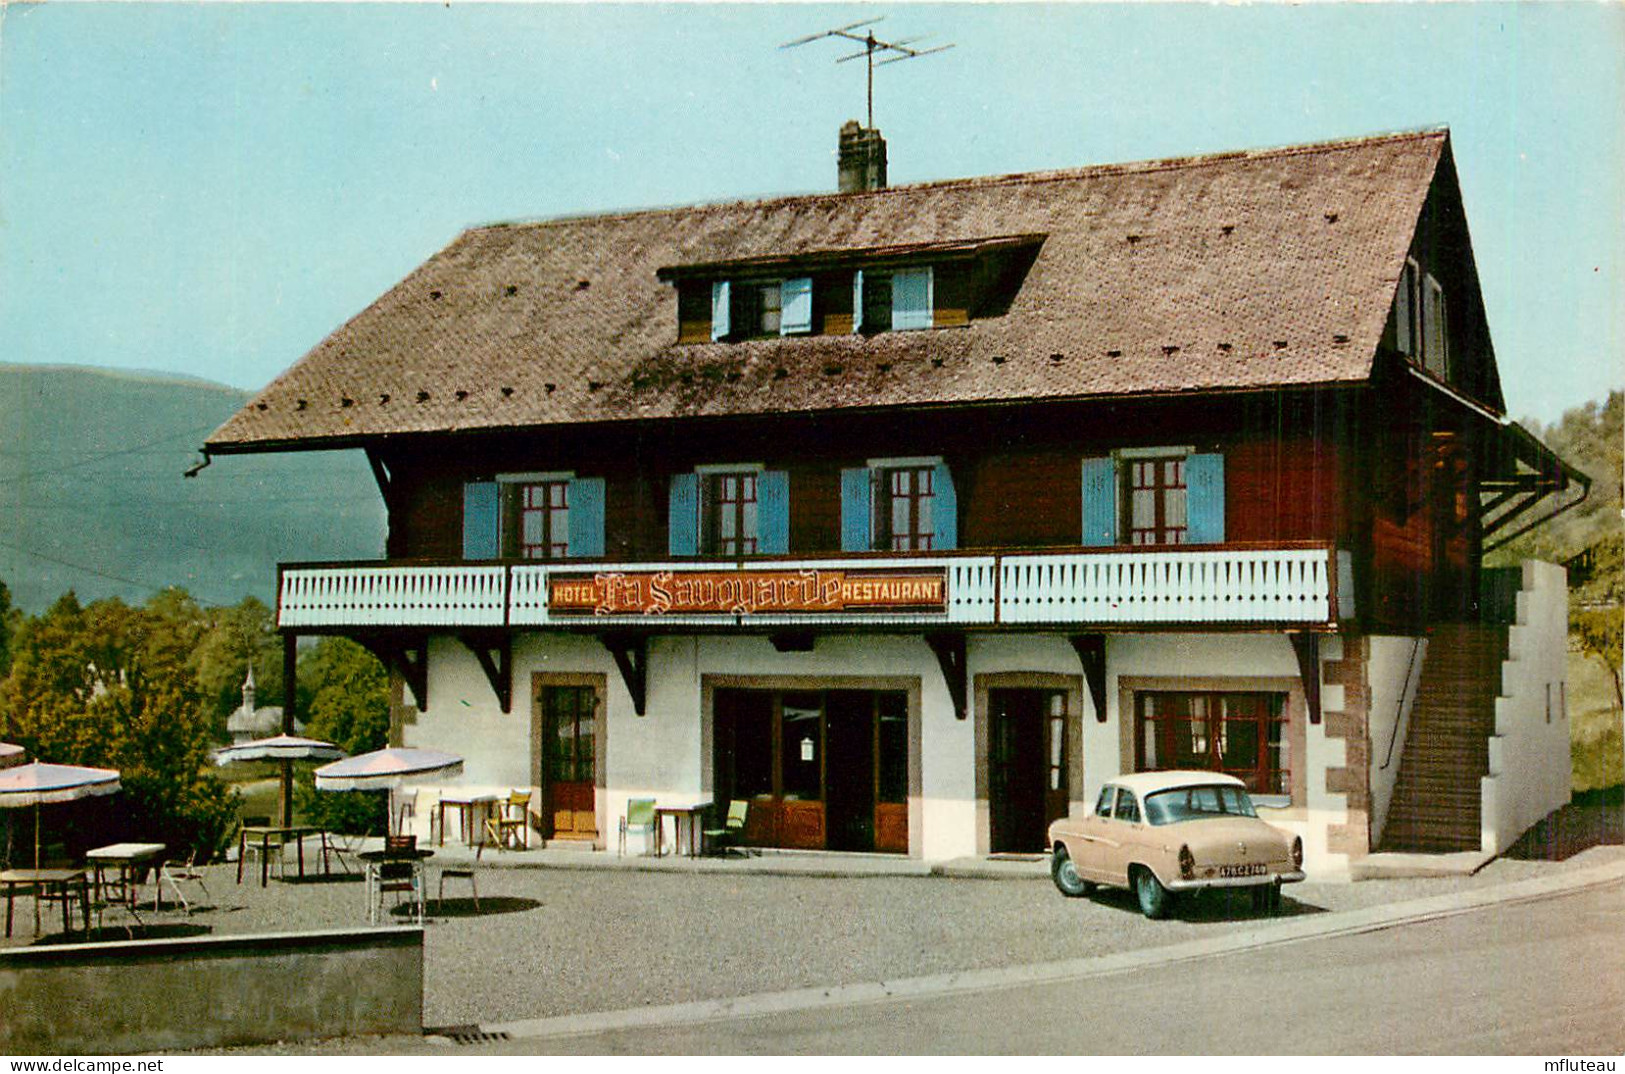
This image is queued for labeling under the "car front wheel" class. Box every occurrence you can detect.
[1134,866,1173,919]
[1051,846,1093,898]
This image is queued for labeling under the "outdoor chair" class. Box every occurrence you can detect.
[372,834,423,925]
[618,797,657,857]
[239,825,286,883]
[484,790,532,850]
[703,800,753,857]
[160,849,211,913]
[436,839,482,913]
[398,788,442,844]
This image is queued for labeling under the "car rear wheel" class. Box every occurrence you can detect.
[1051,846,1093,898]
[1133,866,1173,919]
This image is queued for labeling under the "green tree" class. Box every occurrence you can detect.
[0,578,14,681]
[0,588,239,856]
[293,637,391,834]
[191,596,284,737]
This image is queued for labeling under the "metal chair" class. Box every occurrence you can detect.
[703,800,752,857]
[372,834,423,925]
[618,797,657,857]
[436,839,482,913]
[160,849,211,913]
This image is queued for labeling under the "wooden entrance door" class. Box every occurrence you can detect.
[989,689,1067,853]
[541,684,598,840]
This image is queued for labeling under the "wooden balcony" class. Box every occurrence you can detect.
[277,544,1348,631]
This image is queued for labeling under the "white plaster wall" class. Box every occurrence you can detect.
[1482,560,1572,854]
[1366,635,1428,847]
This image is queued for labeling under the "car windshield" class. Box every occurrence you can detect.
[1143,784,1258,825]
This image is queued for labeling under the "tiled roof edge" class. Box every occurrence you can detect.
[460,127,1450,237]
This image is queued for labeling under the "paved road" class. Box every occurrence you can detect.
[497,882,1625,1054]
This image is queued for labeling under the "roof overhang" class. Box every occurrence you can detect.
[1407,366,1593,551]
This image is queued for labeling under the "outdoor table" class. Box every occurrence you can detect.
[1,867,91,938]
[85,842,166,910]
[654,801,711,858]
[437,791,500,847]
[358,847,434,922]
[236,825,333,886]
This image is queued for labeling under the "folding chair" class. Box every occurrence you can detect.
[484,790,532,850]
[437,839,483,912]
[160,850,211,913]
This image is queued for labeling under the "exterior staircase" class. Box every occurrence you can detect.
[1378,623,1507,853]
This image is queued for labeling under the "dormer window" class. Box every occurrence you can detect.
[662,234,1043,344]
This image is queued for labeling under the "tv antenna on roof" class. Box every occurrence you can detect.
[781,17,954,129]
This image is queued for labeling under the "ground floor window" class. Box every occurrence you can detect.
[713,688,908,853]
[1134,691,1288,796]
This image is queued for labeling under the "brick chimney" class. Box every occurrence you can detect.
[838,120,888,193]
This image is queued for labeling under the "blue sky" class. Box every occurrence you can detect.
[1,1,1620,425]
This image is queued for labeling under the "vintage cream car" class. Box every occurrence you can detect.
[1048,771,1305,918]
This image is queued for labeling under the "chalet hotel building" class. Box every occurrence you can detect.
[205,126,1585,876]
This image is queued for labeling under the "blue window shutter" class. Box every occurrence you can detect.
[462,481,500,560]
[1185,453,1226,544]
[780,277,813,336]
[892,267,932,331]
[840,467,872,551]
[567,476,605,558]
[931,462,958,550]
[851,271,864,334]
[711,280,731,341]
[1080,458,1117,546]
[668,473,699,556]
[758,470,789,554]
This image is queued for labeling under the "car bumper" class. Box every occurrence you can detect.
[1164,869,1305,892]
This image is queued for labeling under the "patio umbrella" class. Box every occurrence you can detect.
[313,747,463,835]
[0,761,121,932]
[0,742,24,770]
[215,734,346,827]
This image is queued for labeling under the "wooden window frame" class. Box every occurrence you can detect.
[1123,454,1188,547]
[704,470,759,557]
[876,465,937,551]
[1133,690,1290,797]
[515,479,570,561]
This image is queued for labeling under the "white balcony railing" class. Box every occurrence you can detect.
[277,564,507,628]
[277,546,1340,630]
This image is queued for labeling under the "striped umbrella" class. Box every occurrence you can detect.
[314,747,463,834]
[215,735,346,827]
[0,761,122,932]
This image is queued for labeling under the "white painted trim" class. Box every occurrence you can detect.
[1114,445,1194,460]
[866,455,943,469]
[496,471,574,484]
[694,462,766,474]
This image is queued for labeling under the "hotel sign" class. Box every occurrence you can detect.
[548,568,948,617]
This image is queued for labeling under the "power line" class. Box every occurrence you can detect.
[0,423,218,487]
[0,536,245,608]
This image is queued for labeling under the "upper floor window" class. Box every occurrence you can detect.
[1393,258,1449,380]
[668,466,788,557]
[878,466,937,551]
[462,473,605,561]
[706,470,760,556]
[840,458,958,553]
[1126,456,1187,546]
[1082,449,1224,548]
[518,480,570,560]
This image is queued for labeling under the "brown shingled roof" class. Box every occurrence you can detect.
[207,129,1449,451]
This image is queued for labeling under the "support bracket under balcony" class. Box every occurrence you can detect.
[600,632,649,717]
[925,632,968,721]
[458,631,512,715]
[356,633,430,713]
[1068,634,1108,723]
[1288,632,1322,726]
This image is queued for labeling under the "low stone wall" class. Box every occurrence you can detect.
[0,927,422,1054]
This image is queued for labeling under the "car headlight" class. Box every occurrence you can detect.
[1178,844,1195,880]
[1291,836,1304,868]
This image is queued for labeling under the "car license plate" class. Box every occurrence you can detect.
[1220,863,1267,878]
